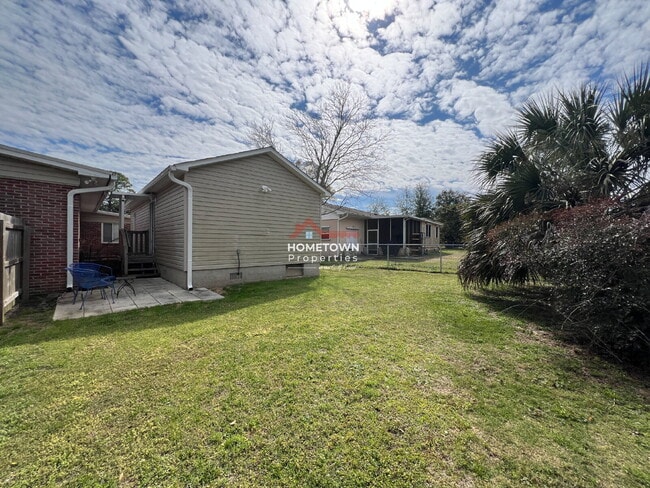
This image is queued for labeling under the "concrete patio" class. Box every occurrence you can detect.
[53,277,223,320]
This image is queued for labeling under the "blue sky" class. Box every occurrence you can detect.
[0,0,648,208]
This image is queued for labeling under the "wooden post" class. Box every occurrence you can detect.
[1,217,5,326]
[22,226,31,302]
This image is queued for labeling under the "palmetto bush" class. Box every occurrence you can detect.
[460,65,650,363]
[466,202,650,363]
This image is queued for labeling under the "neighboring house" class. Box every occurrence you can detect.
[0,145,116,294]
[79,210,130,264]
[321,204,442,256]
[126,147,329,289]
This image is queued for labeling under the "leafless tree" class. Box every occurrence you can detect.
[247,119,281,152]
[248,82,387,200]
[367,197,391,215]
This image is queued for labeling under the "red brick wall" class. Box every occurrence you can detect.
[80,221,125,260]
[80,221,102,258]
[0,177,79,294]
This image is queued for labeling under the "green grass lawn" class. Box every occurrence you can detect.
[356,248,464,274]
[1,265,648,487]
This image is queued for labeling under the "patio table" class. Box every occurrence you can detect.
[115,276,137,297]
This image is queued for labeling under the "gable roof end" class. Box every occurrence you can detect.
[139,147,330,196]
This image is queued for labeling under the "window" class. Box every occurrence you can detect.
[321,226,330,240]
[101,223,119,244]
[426,224,432,237]
[435,226,439,239]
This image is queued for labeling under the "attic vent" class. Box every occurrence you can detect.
[229,272,242,280]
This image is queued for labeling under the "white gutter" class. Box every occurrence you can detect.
[168,168,193,290]
[66,177,116,288]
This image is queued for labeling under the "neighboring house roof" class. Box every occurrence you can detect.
[138,147,330,196]
[0,144,113,180]
[322,203,375,219]
[0,144,115,213]
[322,203,442,226]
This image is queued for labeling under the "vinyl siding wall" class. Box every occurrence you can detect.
[186,154,321,271]
[0,158,80,186]
[131,202,150,231]
[153,184,185,271]
[320,215,365,256]
[321,216,366,244]
[422,224,440,247]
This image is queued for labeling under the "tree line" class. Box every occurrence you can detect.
[368,186,469,245]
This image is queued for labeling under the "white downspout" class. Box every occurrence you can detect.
[336,212,348,255]
[168,168,193,290]
[66,177,115,288]
[336,212,347,246]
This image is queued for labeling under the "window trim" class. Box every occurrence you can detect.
[321,226,331,241]
[101,222,119,244]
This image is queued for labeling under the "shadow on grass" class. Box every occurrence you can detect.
[467,286,650,377]
[466,286,560,328]
[0,276,320,349]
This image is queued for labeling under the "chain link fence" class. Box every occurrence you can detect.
[323,244,465,273]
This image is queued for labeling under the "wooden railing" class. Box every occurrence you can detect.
[1,212,30,325]
[128,231,149,255]
[120,229,151,276]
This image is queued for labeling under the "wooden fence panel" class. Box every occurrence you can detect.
[1,212,30,325]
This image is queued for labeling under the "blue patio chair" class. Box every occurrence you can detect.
[66,263,116,310]
[69,263,116,292]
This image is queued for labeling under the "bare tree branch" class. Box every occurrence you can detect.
[247,119,281,152]
[246,83,388,200]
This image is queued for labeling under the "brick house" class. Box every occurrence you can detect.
[0,145,116,294]
[79,210,130,266]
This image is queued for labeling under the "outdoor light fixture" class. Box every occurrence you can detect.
[260,185,272,193]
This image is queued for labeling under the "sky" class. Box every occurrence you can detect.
[0,0,649,208]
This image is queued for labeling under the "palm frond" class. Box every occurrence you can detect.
[475,131,526,187]
[556,84,609,166]
[518,94,558,147]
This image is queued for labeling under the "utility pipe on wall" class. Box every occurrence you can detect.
[168,168,193,290]
[66,177,115,288]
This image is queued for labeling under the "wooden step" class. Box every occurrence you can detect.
[128,254,155,264]
[127,257,159,278]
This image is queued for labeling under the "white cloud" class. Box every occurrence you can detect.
[377,118,485,193]
[437,80,516,137]
[0,0,647,194]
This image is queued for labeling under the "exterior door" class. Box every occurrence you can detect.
[367,228,378,255]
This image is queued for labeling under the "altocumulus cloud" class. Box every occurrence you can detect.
[0,0,648,198]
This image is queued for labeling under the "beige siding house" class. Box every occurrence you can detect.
[128,147,328,289]
[321,204,442,257]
